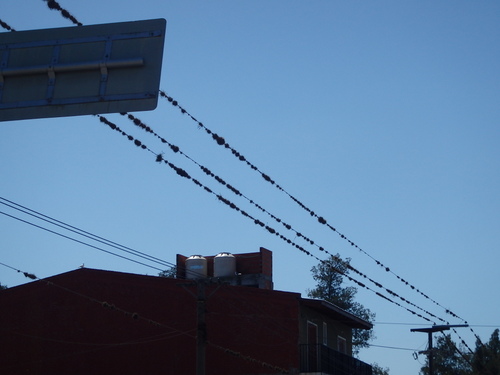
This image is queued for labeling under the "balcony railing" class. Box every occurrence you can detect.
[299,344,372,375]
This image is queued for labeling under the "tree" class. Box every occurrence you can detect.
[158,266,177,278]
[472,329,500,375]
[0,283,7,290]
[307,254,375,355]
[419,334,471,375]
[372,363,390,375]
[418,329,500,375]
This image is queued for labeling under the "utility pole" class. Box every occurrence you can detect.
[410,324,468,375]
[196,280,207,375]
[180,278,222,375]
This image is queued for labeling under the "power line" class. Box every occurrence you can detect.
[97,114,451,325]
[6,1,482,356]
[158,92,481,340]
[0,19,16,31]
[122,112,329,256]
[0,209,165,273]
[376,322,429,326]
[0,3,484,370]
[26,4,437,335]
[377,322,498,328]
[153,96,488,353]
[0,261,37,280]
[42,0,82,26]
[368,343,418,352]
[6,0,460,332]
[0,196,210,279]
[115,113,454,326]
[0,197,175,269]
[0,261,290,373]
[1,0,479,334]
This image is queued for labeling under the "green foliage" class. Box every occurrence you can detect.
[419,329,500,375]
[307,254,375,356]
[472,329,500,375]
[372,363,390,375]
[158,267,177,278]
[419,334,471,375]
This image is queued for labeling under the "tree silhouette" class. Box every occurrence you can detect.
[307,254,375,355]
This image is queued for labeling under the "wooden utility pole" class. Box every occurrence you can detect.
[411,324,468,375]
[180,278,221,375]
[196,280,207,375]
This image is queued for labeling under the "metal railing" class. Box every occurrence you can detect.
[299,344,372,375]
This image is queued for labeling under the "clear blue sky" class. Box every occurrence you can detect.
[1,1,499,374]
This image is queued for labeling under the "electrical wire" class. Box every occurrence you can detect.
[159,92,469,324]
[0,5,479,373]
[3,327,192,347]
[122,112,334,259]
[0,261,198,371]
[0,197,174,269]
[13,0,463,332]
[0,195,310,356]
[367,343,418,351]
[442,332,473,368]
[120,112,329,246]
[159,92,484,349]
[97,114,446,325]
[5,1,484,359]
[0,19,16,31]
[0,261,37,280]
[376,323,499,328]
[0,196,208,279]
[115,113,455,326]
[0,261,290,373]
[42,0,82,26]
[0,209,165,273]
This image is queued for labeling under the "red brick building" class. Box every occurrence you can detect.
[0,248,372,374]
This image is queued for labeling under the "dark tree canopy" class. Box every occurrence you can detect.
[158,267,177,278]
[307,254,375,356]
[420,329,500,375]
[372,363,390,375]
[420,334,471,375]
[472,329,500,375]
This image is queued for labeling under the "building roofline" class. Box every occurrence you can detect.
[300,297,373,330]
[3,267,371,331]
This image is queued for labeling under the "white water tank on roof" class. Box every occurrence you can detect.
[186,255,207,279]
[214,252,236,277]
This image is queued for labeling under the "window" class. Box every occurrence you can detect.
[307,321,318,345]
[322,322,328,345]
[337,335,347,354]
[306,321,319,371]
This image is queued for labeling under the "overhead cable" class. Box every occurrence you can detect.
[0,209,165,273]
[118,112,450,325]
[0,197,174,269]
[0,19,16,32]
[121,113,331,257]
[368,343,418,352]
[157,93,484,350]
[441,332,473,368]
[0,261,289,373]
[0,196,206,279]
[159,92,470,326]
[42,0,82,26]
[18,0,480,359]
[97,114,446,324]
[0,261,37,280]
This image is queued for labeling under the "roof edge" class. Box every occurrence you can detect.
[300,297,373,330]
